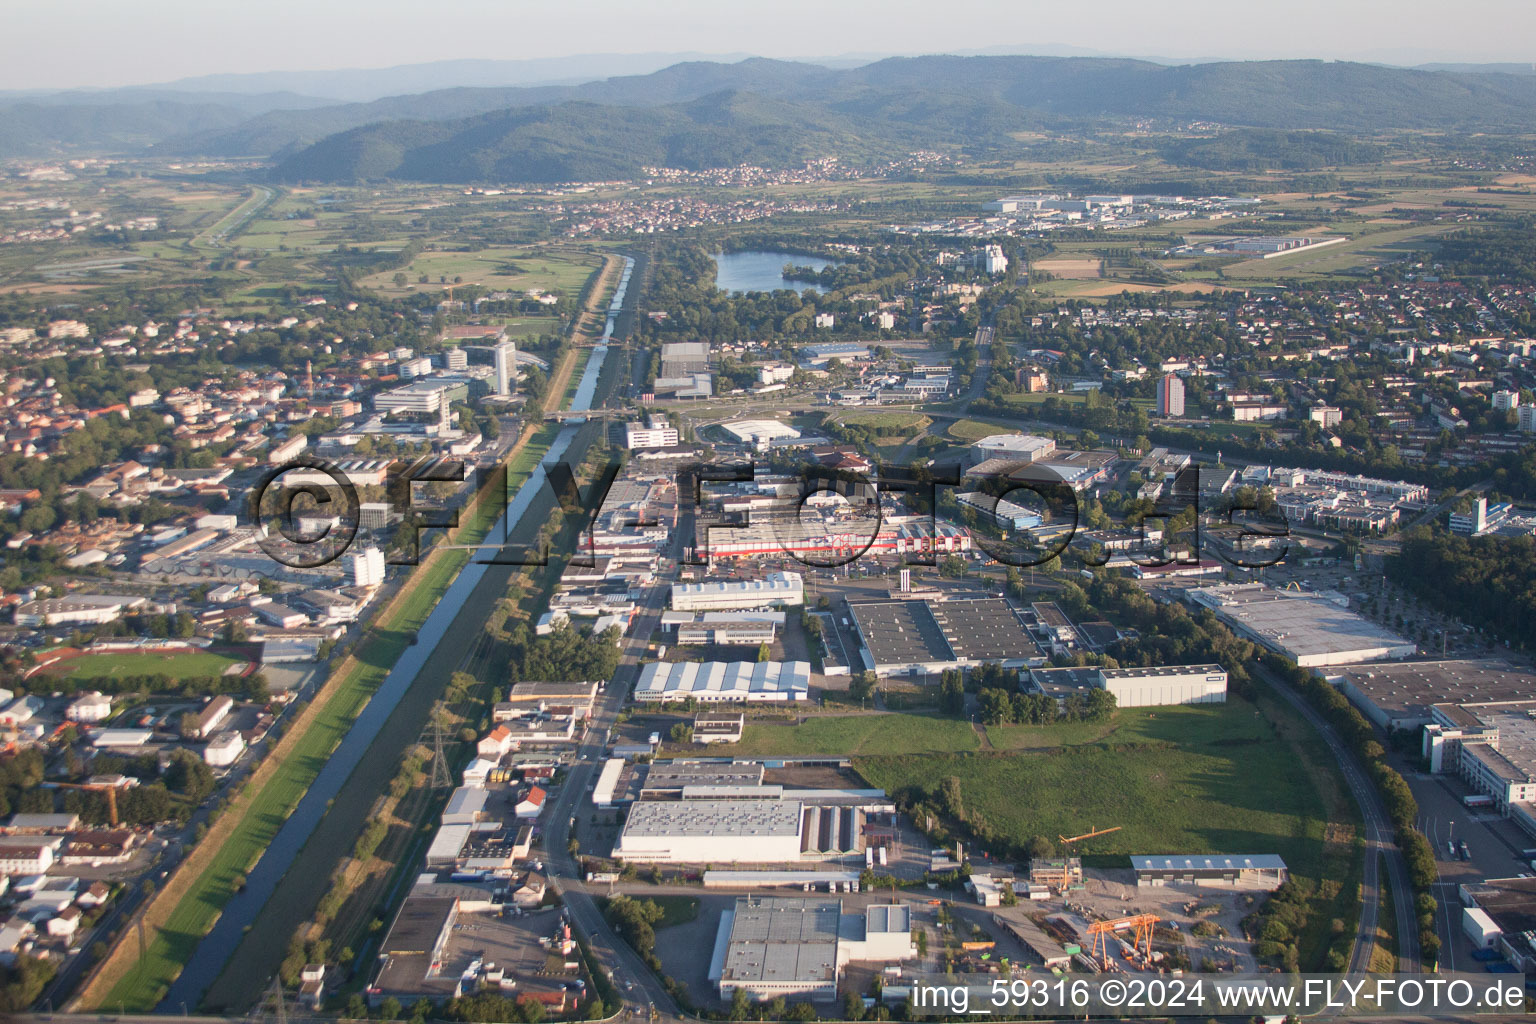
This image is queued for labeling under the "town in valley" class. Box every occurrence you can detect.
[3,15,1536,1023]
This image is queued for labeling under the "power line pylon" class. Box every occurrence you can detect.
[250,975,288,1024]
[427,701,454,790]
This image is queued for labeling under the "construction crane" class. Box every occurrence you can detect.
[1088,913,1158,966]
[47,781,120,826]
[1059,825,1122,845]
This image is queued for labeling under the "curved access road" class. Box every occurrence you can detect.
[1257,663,1421,974]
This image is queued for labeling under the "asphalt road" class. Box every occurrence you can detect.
[541,511,692,1022]
[1257,663,1422,974]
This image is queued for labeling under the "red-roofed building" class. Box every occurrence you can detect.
[515,786,546,820]
[477,725,515,759]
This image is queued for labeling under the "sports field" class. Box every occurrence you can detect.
[54,650,244,681]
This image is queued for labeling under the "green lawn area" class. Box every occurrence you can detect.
[721,713,981,756]
[996,392,1155,412]
[1220,223,1456,281]
[852,694,1346,949]
[54,650,244,682]
[837,410,932,434]
[857,731,1319,862]
[947,419,1008,442]
[649,894,700,929]
[985,699,1274,751]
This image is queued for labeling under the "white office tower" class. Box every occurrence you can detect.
[493,341,517,396]
[445,347,468,371]
[350,546,386,587]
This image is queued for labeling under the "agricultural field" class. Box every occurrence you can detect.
[50,649,245,682]
[1033,278,1223,297]
[356,245,602,297]
[1032,257,1102,279]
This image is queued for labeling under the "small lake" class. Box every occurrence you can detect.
[712,249,839,295]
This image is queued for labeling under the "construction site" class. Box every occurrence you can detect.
[616,816,1276,1010]
[639,854,1270,1011]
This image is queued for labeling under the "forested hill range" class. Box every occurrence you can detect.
[265,55,1536,183]
[11,54,1536,171]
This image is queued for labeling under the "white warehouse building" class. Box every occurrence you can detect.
[1189,584,1416,668]
[616,799,804,864]
[633,661,811,703]
[1097,664,1228,708]
[671,572,804,612]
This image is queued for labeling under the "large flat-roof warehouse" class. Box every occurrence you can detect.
[1188,584,1416,667]
[708,896,916,1001]
[612,762,896,864]
[633,661,811,703]
[1130,854,1288,890]
[616,800,804,863]
[1331,659,1536,729]
[671,572,805,611]
[849,598,1044,677]
[710,896,841,1000]
[1026,665,1227,707]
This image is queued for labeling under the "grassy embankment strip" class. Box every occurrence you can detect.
[272,355,600,994]
[1369,872,1401,973]
[83,395,572,1009]
[87,250,617,1009]
[161,298,599,1008]
[86,492,499,1010]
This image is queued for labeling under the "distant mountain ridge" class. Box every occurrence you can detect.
[266,55,1536,183]
[10,54,1536,167]
[272,89,893,184]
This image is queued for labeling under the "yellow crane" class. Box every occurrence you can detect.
[1088,913,1158,966]
[1058,825,1122,845]
[50,780,120,826]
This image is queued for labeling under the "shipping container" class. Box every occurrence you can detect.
[1464,906,1502,949]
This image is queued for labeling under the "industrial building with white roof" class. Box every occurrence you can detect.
[708,896,915,1000]
[670,572,805,612]
[632,661,811,703]
[1188,584,1417,667]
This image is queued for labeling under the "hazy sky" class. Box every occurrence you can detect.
[6,0,1535,91]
